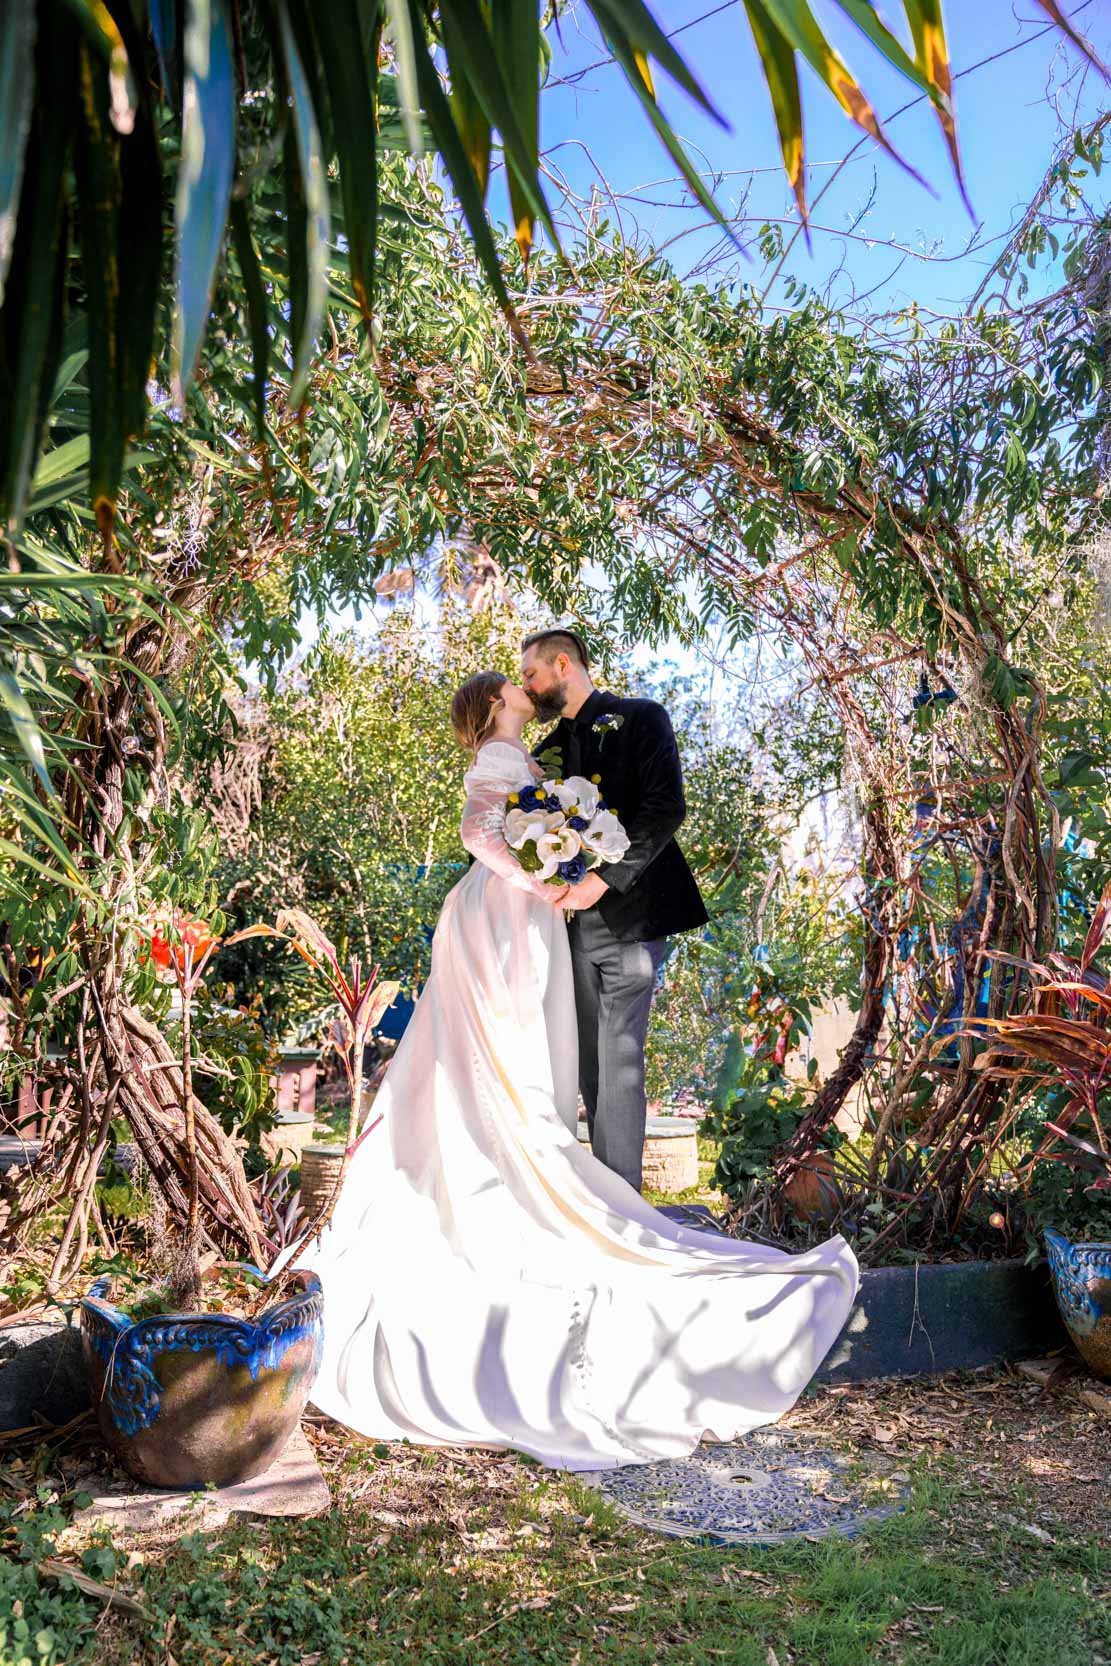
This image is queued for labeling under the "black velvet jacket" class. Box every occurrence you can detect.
[533,689,709,942]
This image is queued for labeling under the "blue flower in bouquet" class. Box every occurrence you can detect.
[516,783,551,812]
[568,814,590,831]
[558,853,588,884]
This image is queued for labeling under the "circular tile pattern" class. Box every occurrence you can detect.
[576,1428,907,1545]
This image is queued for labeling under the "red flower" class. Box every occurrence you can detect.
[142,913,219,980]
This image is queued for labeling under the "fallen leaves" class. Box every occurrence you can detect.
[37,1557,152,1621]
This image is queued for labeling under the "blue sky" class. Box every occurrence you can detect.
[529,0,1111,315]
[301,3,1110,670]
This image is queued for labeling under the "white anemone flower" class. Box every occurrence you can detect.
[580,809,630,863]
[550,775,601,819]
[535,826,584,879]
[504,807,564,849]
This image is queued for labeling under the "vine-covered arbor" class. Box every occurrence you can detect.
[3,114,1109,1275]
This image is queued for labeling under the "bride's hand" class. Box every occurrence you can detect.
[544,883,571,909]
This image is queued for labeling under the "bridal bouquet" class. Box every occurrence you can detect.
[504,774,630,886]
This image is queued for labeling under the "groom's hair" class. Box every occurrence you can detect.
[521,628,590,670]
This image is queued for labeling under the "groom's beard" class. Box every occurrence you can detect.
[528,685,567,724]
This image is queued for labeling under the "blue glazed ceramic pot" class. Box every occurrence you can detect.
[1044,1229,1111,1380]
[80,1269,324,1488]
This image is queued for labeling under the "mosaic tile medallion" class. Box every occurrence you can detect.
[575,1427,907,1546]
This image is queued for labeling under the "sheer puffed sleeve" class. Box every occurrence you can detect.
[461,743,561,899]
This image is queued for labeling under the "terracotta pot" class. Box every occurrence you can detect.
[1044,1228,1111,1380]
[783,1151,843,1226]
[79,1269,323,1489]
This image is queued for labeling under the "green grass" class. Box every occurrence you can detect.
[3,1447,1108,1666]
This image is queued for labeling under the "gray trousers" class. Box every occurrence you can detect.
[568,910,666,1192]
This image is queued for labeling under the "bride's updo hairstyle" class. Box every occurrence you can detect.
[451,671,507,754]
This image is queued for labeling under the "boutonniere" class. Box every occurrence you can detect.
[592,713,625,750]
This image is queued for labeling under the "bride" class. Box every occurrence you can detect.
[274,670,859,1471]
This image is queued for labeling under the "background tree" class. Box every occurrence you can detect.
[3,106,1109,1284]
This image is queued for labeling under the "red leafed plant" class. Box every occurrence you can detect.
[138,908,224,1305]
[974,881,1111,1198]
[231,910,399,1249]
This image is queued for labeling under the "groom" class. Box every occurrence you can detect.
[521,629,708,1193]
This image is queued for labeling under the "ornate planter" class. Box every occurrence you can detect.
[1044,1228,1111,1380]
[79,1270,323,1488]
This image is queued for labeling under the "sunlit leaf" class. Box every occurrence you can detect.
[59,0,137,133]
[904,0,969,212]
[754,0,924,187]
[1033,1,1111,82]
[172,0,236,402]
[0,2,35,306]
[744,2,806,223]
[311,0,382,318]
[0,669,55,797]
[278,1,330,411]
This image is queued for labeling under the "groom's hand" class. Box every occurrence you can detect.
[563,872,608,912]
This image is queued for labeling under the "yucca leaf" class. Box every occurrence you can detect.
[149,0,179,100]
[833,1,931,88]
[29,434,92,495]
[59,0,138,133]
[406,5,522,338]
[754,0,924,187]
[588,0,724,123]
[444,3,493,204]
[490,0,539,263]
[228,196,269,441]
[384,0,425,157]
[1033,2,1111,82]
[277,2,329,411]
[282,125,308,397]
[0,16,75,541]
[118,92,164,443]
[172,0,235,403]
[309,0,381,319]
[0,834,86,894]
[431,0,559,255]
[0,670,55,799]
[903,0,969,212]
[0,2,35,306]
[74,43,124,548]
[743,2,806,223]
[601,17,738,245]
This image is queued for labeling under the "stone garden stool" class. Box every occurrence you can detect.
[261,1109,318,1166]
[577,1117,699,1191]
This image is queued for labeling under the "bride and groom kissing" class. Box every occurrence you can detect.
[275,627,858,1472]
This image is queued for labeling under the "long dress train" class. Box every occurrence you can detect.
[275,740,859,1471]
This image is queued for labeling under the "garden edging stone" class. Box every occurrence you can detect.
[817,1256,1065,1383]
[0,1319,88,1431]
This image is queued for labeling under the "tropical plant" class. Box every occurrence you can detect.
[973,882,1111,1225]
[1,1,1103,556]
[137,904,230,1301]
[231,909,399,1249]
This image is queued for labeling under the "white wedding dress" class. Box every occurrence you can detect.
[275,739,859,1470]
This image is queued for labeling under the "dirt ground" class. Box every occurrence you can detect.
[293,1355,1111,1543]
